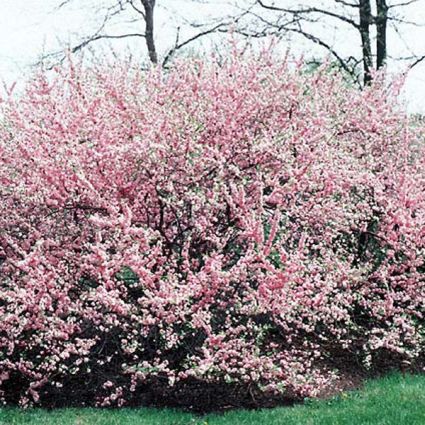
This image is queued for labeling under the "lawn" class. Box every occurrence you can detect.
[0,373,424,425]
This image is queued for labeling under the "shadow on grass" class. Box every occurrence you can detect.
[1,373,424,425]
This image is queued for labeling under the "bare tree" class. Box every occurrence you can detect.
[47,0,240,68]
[232,0,424,86]
[141,0,158,64]
[376,0,389,69]
[45,0,424,82]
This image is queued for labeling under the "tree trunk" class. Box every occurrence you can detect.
[141,0,158,64]
[375,0,388,69]
[359,0,373,85]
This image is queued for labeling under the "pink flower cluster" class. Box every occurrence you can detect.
[0,52,424,407]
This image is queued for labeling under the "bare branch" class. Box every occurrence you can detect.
[291,25,361,86]
[256,1,360,28]
[388,0,421,8]
[71,33,146,54]
[387,15,425,26]
[56,0,72,9]
[162,22,229,67]
[128,0,145,17]
[256,0,288,12]
[408,54,425,69]
[334,0,359,7]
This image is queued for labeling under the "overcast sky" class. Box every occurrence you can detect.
[1,0,424,113]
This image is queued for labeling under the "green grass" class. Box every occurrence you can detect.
[1,373,424,424]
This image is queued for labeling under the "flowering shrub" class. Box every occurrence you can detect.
[0,53,424,408]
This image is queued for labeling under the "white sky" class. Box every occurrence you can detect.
[0,0,424,113]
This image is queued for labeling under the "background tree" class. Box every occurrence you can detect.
[45,0,424,85]
[231,0,424,86]
[48,0,241,68]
